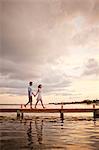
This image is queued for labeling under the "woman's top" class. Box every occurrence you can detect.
[37,88,42,100]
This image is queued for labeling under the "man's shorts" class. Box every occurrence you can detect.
[29,96,32,102]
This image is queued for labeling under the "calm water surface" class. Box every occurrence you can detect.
[0,104,99,150]
[0,116,99,150]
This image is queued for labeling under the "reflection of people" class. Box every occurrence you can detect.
[24,82,35,109]
[34,84,45,109]
[25,118,44,148]
[35,118,43,144]
[27,121,33,148]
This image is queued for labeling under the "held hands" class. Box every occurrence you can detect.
[32,92,37,97]
[32,93,36,97]
[33,94,36,97]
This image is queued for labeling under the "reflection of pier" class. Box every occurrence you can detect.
[0,108,99,120]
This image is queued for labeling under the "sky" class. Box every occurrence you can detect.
[0,0,99,104]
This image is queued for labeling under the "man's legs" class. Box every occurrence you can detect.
[30,96,32,109]
[24,96,32,108]
[25,101,30,107]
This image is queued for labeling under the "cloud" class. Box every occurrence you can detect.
[72,26,99,47]
[0,87,26,95]
[83,58,99,76]
[0,60,72,96]
[1,0,99,63]
[40,66,72,95]
[0,0,99,98]
[1,0,69,63]
[0,59,42,80]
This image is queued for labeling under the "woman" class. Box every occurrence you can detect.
[34,84,45,109]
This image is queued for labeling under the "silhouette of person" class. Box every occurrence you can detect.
[27,121,34,149]
[24,82,35,109]
[34,84,45,109]
[26,118,44,145]
[35,118,43,144]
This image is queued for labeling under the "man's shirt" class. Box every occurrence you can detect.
[28,85,33,97]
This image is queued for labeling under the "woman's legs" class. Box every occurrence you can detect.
[35,99,45,108]
[40,99,45,108]
[35,99,39,108]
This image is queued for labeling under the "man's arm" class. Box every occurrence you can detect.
[32,92,35,96]
[34,89,38,97]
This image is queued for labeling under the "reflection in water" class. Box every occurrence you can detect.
[27,121,33,149]
[26,118,44,149]
[0,116,99,150]
[35,118,43,144]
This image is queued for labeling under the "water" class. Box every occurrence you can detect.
[0,104,99,150]
[0,117,99,150]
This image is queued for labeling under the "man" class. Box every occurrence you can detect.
[24,81,34,109]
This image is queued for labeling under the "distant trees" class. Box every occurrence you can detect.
[49,99,99,105]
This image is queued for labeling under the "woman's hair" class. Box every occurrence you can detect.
[38,84,42,88]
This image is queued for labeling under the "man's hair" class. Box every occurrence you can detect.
[29,82,32,86]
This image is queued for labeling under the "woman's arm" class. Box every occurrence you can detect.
[34,89,39,97]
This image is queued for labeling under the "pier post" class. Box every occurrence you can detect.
[60,111,64,122]
[60,103,64,122]
[20,104,24,119]
[21,112,24,119]
[17,110,20,119]
[93,103,99,120]
[93,104,96,121]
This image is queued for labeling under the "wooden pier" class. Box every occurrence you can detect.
[0,108,98,113]
[0,108,99,120]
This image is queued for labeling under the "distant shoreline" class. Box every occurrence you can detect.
[0,100,99,105]
[49,99,99,105]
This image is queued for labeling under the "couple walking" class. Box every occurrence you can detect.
[24,81,45,109]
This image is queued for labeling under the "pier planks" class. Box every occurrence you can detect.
[0,108,98,113]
